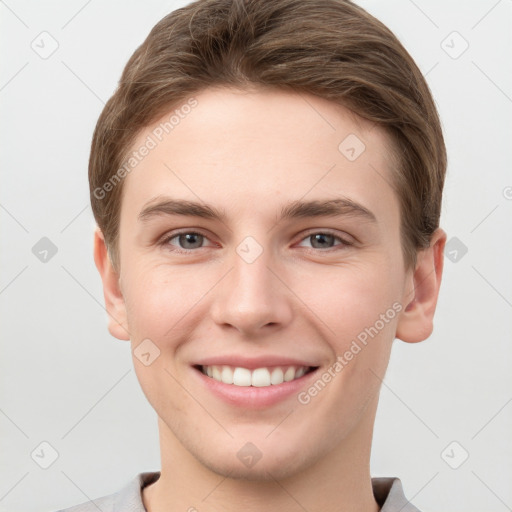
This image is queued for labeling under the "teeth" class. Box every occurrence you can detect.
[201,365,310,387]
[295,366,306,379]
[212,366,222,381]
[221,365,234,384]
[283,367,296,382]
[270,367,284,385]
[233,367,251,386]
[251,368,271,387]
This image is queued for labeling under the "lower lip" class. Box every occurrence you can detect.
[192,367,319,408]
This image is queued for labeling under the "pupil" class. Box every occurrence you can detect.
[312,234,333,248]
[180,233,202,248]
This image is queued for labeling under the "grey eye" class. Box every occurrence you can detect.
[175,233,204,249]
[309,233,336,249]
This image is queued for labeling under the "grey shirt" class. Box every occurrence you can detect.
[56,472,421,512]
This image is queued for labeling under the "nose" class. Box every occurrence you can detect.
[210,244,294,336]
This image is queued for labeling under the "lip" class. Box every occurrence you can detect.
[191,364,320,408]
[193,355,318,370]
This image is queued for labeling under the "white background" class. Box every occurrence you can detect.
[0,1,511,511]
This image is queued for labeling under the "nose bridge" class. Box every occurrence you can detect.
[211,235,293,333]
[233,244,274,300]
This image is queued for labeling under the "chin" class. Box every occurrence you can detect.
[202,458,304,482]
[193,439,318,482]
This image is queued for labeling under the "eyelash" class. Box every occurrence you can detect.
[158,229,354,254]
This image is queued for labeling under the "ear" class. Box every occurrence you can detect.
[396,228,447,343]
[93,227,130,341]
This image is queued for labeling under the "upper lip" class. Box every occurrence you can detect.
[193,355,319,370]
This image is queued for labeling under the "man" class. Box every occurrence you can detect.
[58,0,447,510]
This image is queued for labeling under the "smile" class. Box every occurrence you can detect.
[198,365,316,387]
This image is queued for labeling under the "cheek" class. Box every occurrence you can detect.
[121,262,232,372]
[296,260,400,345]
[122,263,202,338]
[326,267,399,388]
[302,267,398,433]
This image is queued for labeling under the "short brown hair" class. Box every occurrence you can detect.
[89,0,446,271]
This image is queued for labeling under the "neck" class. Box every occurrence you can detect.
[143,399,380,512]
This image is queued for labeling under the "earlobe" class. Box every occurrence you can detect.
[396,228,447,344]
[93,228,131,341]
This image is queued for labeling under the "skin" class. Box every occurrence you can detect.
[94,86,446,512]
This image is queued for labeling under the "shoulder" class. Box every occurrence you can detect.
[54,492,114,512]
[54,472,160,512]
[372,476,422,512]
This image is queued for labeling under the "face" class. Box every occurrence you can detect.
[110,87,416,479]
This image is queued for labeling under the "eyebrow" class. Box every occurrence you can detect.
[138,196,377,224]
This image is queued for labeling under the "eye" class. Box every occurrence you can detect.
[296,232,353,250]
[161,231,215,252]
[159,230,353,254]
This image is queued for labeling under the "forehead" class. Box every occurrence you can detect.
[120,86,399,228]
